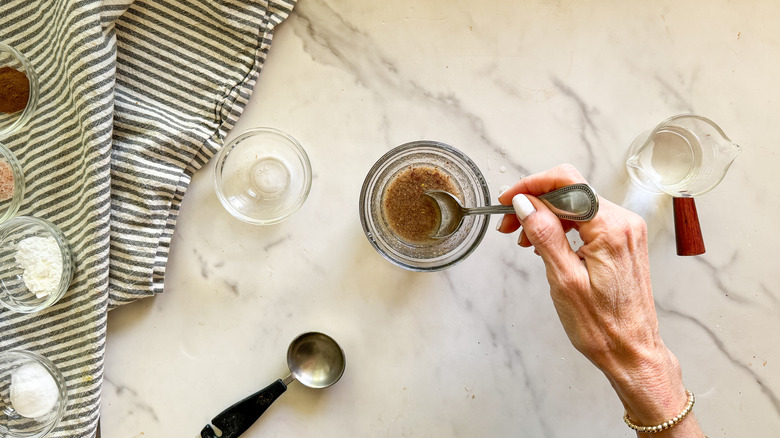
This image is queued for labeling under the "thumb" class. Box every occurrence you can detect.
[512,194,581,273]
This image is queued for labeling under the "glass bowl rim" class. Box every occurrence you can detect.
[214,127,312,225]
[359,140,490,272]
[213,127,312,225]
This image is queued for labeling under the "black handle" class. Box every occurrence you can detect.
[200,379,288,438]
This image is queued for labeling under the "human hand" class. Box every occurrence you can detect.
[497,164,704,436]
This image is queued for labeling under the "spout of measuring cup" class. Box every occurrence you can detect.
[723,141,742,163]
[625,154,642,170]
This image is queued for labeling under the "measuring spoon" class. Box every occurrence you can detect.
[200,332,346,438]
[424,183,599,238]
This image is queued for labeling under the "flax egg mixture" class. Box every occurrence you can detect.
[382,165,460,245]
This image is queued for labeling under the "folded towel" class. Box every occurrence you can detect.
[0,0,295,436]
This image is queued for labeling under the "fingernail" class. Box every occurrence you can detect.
[495,215,506,231]
[512,194,536,221]
[497,185,510,198]
[517,228,524,246]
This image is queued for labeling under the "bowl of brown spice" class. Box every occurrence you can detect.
[0,142,24,223]
[359,141,490,271]
[0,42,38,137]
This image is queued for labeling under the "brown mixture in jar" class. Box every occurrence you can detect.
[383,165,460,245]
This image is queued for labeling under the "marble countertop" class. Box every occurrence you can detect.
[101,1,780,436]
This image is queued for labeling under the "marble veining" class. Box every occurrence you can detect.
[658,303,780,414]
[102,0,780,437]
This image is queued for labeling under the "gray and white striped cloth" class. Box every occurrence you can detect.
[0,0,295,436]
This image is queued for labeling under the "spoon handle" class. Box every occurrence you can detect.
[464,183,599,221]
[465,205,516,215]
[537,183,599,222]
[201,379,288,438]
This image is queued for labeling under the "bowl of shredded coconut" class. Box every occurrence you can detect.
[0,142,24,224]
[0,216,73,313]
[0,350,67,438]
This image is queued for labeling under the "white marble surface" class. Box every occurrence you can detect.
[101,1,780,436]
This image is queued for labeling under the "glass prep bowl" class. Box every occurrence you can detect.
[0,350,68,438]
[0,141,24,223]
[359,140,490,271]
[0,216,74,313]
[0,42,39,137]
[214,128,312,225]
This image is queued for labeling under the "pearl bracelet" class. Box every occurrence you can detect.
[623,389,695,434]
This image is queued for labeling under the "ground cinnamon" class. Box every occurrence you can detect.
[0,66,29,113]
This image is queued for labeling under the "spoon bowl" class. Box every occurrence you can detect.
[201,332,345,438]
[425,183,600,239]
[287,332,346,389]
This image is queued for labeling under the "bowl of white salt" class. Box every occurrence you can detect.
[0,216,73,313]
[0,350,67,438]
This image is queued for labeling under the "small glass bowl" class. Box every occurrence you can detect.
[359,141,490,271]
[0,42,39,137]
[0,141,25,223]
[214,128,312,225]
[0,217,74,313]
[0,350,68,438]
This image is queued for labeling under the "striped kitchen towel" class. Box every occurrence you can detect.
[0,0,295,436]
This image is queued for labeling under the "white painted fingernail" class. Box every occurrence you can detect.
[512,194,536,221]
[517,228,525,245]
[497,185,511,198]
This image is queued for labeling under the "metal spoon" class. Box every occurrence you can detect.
[201,332,346,438]
[425,183,599,238]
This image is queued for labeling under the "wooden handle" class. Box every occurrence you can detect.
[673,197,706,256]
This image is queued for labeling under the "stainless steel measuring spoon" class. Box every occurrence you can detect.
[200,332,346,438]
[424,183,599,238]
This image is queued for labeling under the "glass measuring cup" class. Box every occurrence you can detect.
[626,114,741,255]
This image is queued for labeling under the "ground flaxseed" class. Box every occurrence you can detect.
[383,165,460,245]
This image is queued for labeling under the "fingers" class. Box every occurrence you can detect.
[495,212,521,234]
[495,164,642,251]
[495,163,588,270]
[498,163,587,205]
[512,194,583,273]
[574,197,646,248]
[496,207,576,239]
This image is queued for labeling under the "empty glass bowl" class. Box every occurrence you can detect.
[0,350,68,438]
[0,141,25,223]
[0,42,39,137]
[359,141,490,271]
[214,128,312,225]
[0,216,74,313]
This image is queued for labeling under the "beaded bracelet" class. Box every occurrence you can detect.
[623,389,695,434]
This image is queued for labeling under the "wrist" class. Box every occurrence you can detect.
[596,341,705,436]
[623,389,695,434]
[601,342,687,425]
